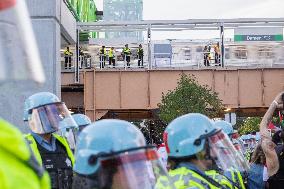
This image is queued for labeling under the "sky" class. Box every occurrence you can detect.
[95,0,284,40]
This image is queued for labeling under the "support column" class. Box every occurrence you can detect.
[220,23,225,67]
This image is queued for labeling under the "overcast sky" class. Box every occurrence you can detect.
[95,0,284,39]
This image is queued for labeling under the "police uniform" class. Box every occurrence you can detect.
[108,48,115,67]
[206,170,240,189]
[64,49,73,69]
[123,47,131,67]
[25,133,74,189]
[137,47,144,67]
[169,164,223,189]
[224,168,246,189]
[0,119,50,189]
[213,45,220,65]
[99,48,106,68]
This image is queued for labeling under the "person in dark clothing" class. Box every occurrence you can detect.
[137,44,144,68]
[79,47,84,68]
[214,42,221,65]
[64,47,73,69]
[272,130,284,145]
[99,46,106,68]
[269,129,284,188]
[123,44,131,68]
[203,45,210,66]
[108,47,115,67]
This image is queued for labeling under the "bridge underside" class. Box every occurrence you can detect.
[61,68,284,120]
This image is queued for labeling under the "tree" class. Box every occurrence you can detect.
[238,117,261,135]
[158,73,224,124]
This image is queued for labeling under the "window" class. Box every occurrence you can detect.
[234,46,247,59]
[258,46,274,59]
[184,49,191,60]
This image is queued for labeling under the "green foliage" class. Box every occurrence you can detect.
[238,117,261,135]
[157,73,224,124]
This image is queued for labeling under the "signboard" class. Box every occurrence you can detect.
[234,27,283,42]
[234,34,283,41]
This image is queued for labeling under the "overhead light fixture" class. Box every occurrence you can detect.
[224,108,232,112]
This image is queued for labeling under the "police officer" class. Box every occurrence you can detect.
[0,119,51,189]
[72,119,174,189]
[99,45,106,68]
[242,135,253,161]
[123,44,131,68]
[108,47,115,67]
[137,44,144,68]
[213,42,220,66]
[214,120,248,189]
[164,113,246,189]
[78,47,84,69]
[59,116,80,152]
[72,113,91,136]
[64,47,73,69]
[23,92,77,189]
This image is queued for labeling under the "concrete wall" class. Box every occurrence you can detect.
[0,0,76,132]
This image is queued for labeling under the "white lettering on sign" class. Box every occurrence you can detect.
[247,36,262,41]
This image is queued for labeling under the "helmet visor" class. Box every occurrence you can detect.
[59,127,79,150]
[0,0,45,83]
[28,102,78,134]
[95,148,173,189]
[232,140,250,171]
[209,130,249,172]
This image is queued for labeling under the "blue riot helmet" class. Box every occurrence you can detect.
[72,114,91,133]
[240,135,248,141]
[73,119,173,189]
[164,113,248,172]
[214,120,234,136]
[255,133,261,142]
[214,121,250,171]
[240,135,250,149]
[63,114,91,150]
[59,116,80,151]
[23,92,77,134]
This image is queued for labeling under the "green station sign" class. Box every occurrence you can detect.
[234,34,283,42]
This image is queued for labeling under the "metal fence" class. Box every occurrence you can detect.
[61,44,284,71]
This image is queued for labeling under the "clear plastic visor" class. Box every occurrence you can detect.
[28,102,78,134]
[209,130,250,172]
[0,1,45,83]
[59,127,79,150]
[93,148,173,189]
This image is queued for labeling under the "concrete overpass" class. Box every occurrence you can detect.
[61,68,284,121]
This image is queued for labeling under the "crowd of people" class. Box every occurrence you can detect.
[64,42,224,69]
[98,43,144,69]
[2,1,284,189]
[2,90,284,189]
[63,44,144,69]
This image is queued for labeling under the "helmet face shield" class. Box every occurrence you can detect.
[28,102,78,134]
[85,148,173,189]
[60,127,79,150]
[232,140,249,170]
[208,130,249,172]
[0,0,45,83]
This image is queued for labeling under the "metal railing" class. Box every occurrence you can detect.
[61,55,92,70]
[61,50,284,71]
